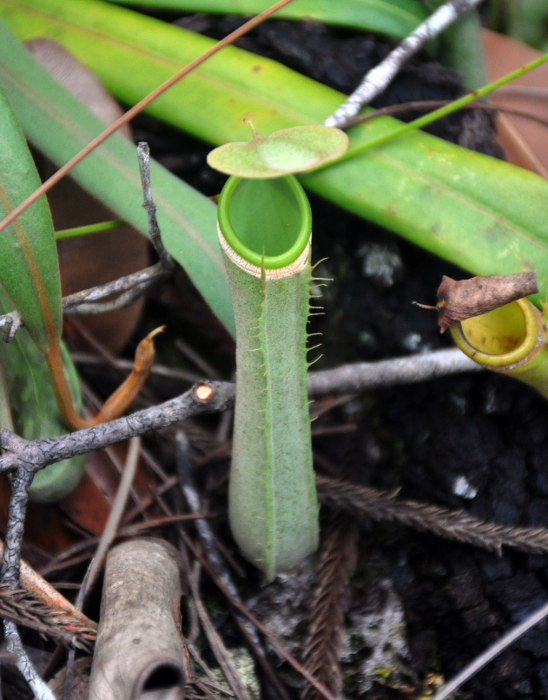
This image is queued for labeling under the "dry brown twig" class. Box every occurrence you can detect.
[301,510,358,700]
[316,475,548,555]
[0,583,95,652]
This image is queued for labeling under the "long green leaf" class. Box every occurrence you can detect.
[109,0,428,41]
[0,83,62,353]
[2,0,548,299]
[0,19,235,336]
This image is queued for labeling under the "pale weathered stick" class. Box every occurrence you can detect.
[432,599,548,700]
[88,538,187,700]
[0,353,482,476]
[325,0,484,127]
[307,347,480,396]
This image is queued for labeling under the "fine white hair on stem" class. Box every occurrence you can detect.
[324,0,485,128]
[432,599,548,699]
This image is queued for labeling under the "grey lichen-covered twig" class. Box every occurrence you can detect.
[324,0,485,127]
[0,262,169,341]
[0,349,480,477]
[0,350,484,695]
[1,468,55,700]
[137,141,175,271]
[0,382,234,476]
[3,621,55,700]
[0,381,230,697]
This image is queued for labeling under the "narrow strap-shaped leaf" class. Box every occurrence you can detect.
[0,18,235,336]
[109,0,429,41]
[0,83,62,353]
[2,0,548,299]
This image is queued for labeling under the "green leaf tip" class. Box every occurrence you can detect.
[207,124,348,178]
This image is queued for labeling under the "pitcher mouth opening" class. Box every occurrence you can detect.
[450,297,538,367]
[217,175,312,270]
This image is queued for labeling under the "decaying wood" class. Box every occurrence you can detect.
[414,271,538,332]
[88,538,187,700]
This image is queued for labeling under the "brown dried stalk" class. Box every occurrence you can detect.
[301,511,358,700]
[0,583,95,652]
[316,475,548,555]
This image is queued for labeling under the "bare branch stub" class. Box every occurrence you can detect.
[137,141,175,271]
[0,382,235,478]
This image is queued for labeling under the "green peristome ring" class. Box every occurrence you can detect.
[450,298,548,399]
[217,175,312,269]
[218,175,319,581]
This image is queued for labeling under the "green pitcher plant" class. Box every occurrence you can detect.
[450,297,548,400]
[218,175,318,580]
[211,124,347,579]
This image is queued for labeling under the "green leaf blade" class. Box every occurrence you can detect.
[3,0,548,299]
[0,84,62,352]
[0,17,235,335]
[0,287,86,502]
[109,0,429,42]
